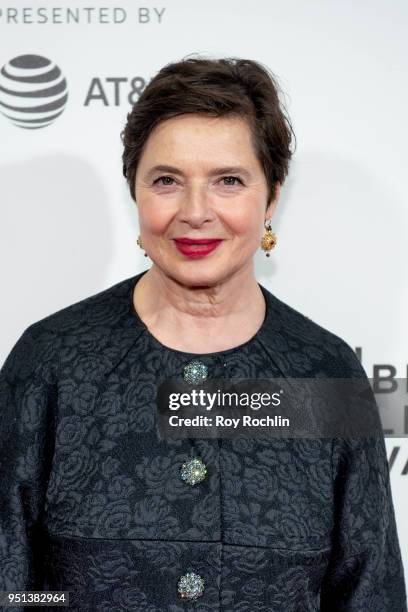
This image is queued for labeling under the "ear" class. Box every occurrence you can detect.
[266,182,281,218]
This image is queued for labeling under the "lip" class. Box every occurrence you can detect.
[174,238,222,244]
[173,238,223,259]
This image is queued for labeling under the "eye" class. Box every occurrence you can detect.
[220,176,244,186]
[153,175,176,186]
[152,175,244,187]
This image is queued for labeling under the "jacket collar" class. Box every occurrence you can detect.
[42,268,294,380]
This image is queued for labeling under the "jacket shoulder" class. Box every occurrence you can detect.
[1,275,136,382]
[264,288,365,377]
[27,275,133,335]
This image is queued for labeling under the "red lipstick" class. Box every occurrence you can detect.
[173,237,223,259]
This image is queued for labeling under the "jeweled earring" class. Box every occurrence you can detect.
[260,219,277,257]
[136,235,148,257]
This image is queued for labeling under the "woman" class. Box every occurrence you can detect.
[0,56,406,611]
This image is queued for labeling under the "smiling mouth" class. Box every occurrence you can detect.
[173,238,223,258]
[174,238,223,245]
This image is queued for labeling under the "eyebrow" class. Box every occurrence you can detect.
[143,164,252,181]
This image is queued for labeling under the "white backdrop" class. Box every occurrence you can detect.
[1,0,407,591]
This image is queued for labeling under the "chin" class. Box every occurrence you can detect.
[165,260,227,288]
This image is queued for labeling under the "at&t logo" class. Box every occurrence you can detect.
[0,54,68,129]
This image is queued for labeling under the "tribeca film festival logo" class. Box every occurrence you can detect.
[0,54,68,129]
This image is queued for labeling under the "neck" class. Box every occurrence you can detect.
[133,263,266,353]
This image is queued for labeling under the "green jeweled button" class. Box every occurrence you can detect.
[182,359,208,385]
[177,571,205,600]
[180,457,207,486]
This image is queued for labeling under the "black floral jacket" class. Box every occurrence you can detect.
[0,269,406,611]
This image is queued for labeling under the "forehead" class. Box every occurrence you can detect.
[139,114,257,165]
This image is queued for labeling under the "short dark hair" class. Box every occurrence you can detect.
[121,55,296,206]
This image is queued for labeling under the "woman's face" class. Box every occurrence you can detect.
[134,113,280,287]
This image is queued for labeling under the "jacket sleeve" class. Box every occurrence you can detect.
[320,345,407,611]
[0,324,56,596]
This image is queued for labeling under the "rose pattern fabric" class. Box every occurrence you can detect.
[0,268,406,611]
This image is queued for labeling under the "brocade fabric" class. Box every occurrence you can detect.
[0,269,406,611]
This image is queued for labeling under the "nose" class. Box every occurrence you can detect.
[178,183,216,227]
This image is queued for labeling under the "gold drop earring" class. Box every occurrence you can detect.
[260,218,277,257]
[136,235,148,257]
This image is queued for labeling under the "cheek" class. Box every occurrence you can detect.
[138,198,175,235]
[223,205,263,242]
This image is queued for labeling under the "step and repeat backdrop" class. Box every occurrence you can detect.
[1,0,407,590]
